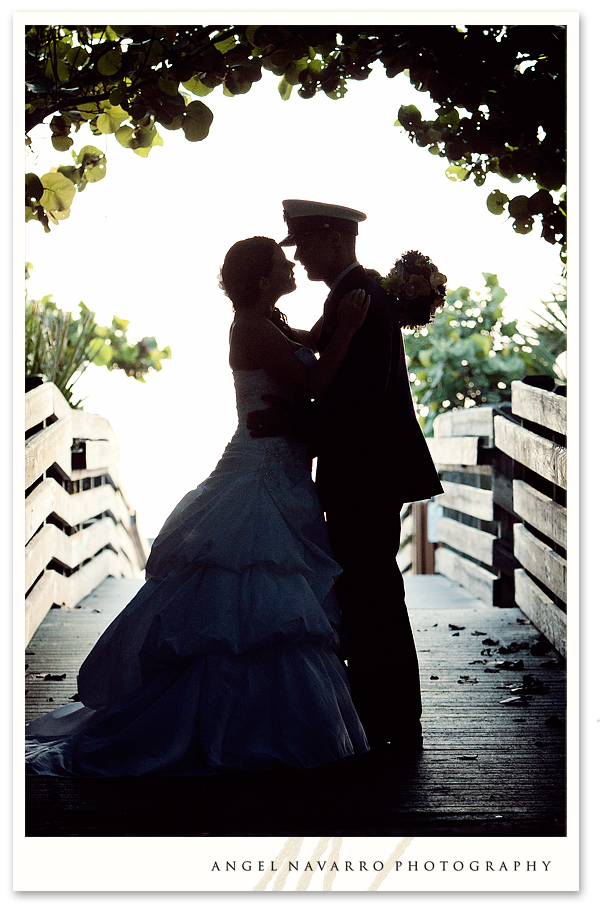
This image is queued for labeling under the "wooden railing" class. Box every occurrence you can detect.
[422,380,567,656]
[25,381,150,646]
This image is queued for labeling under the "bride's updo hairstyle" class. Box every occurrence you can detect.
[219,236,281,310]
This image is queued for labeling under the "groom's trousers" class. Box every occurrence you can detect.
[322,486,422,747]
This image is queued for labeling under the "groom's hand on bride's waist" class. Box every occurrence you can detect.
[247,395,292,437]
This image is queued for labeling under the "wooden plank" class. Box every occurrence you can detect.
[24,572,55,646]
[25,550,123,645]
[433,406,495,439]
[70,409,116,442]
[25,382,71,432]
[116,523,145,575]
[83,440,121,471]
[494,415,567,489]
[513,479,567,549]
[396,544,412,574]
[25,518,123,590]
[435,481,494,521]
[514,568,567,657]
[24,416,73,488]
[25,383,54,432]
[400,511,413,542]
[513,523,567,603]
[434,546,498,604]
[427,436,481,467]
[511,380,567,435]
[434,464,493,476]
[436,516,495,566]
[25,479,133,544]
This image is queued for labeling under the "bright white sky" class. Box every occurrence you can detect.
[24,33,565,537]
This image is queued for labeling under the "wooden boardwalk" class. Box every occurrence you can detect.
[24,575,567,838]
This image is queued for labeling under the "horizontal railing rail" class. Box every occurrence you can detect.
[424,379,567,656]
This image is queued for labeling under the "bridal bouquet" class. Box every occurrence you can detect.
[378,250,447,329]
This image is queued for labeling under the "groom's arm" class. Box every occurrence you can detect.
[247,396,317,451]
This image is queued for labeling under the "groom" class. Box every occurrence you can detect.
[253,199,442,751]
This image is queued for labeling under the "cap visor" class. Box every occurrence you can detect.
[279,233,295,246]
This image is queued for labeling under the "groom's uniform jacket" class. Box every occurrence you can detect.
[313,263,443,511]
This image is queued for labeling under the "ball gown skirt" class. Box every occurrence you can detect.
[25,350,369,776]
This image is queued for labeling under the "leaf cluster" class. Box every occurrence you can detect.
[25,24,566,246]
[404,272,567,435]
[25,262,171,406]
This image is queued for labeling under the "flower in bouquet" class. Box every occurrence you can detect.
[380,250,447,329]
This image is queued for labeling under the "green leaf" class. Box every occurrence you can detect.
[439,108,460,127]
[182,100,213,141]
[51,135,74,152]
[115,125,135,148]
[25,173,44,202]
[445,164,469,182]
[96,105,130,134]
[85,157,107,183]
[182,77,214,97]
[508,195,530,217]
[214,34,238,54]
[74,145,105,167]
[278,76,293,101]
[487,190,509,215]
[97,49,122,76]
[39,172,76,213]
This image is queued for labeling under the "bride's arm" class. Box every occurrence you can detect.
[231,292,369,399]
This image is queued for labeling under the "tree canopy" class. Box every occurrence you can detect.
[25,23,566,256]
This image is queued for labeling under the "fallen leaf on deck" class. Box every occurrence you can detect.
[452,632,460,636]
[458,676,478,684]
[495,659,525,671]
[510,675,548,694]
[482,638,499,646]
[498,642,527,654]
[517,618,531,624]
[37,673,67,681]
[484,668,501,673]
[459,755,478,760]
[471,631,487,636]
[531,639,552,656]
[430,675,439,680]
[470,659,487,664]
[449,624,465,630]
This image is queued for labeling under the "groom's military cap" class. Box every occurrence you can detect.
[280,199,367,246]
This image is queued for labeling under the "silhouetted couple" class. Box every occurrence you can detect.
[26,200,441,777]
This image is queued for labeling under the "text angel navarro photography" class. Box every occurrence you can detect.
[210,859,553,874]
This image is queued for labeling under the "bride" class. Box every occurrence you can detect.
[25,236,371,777]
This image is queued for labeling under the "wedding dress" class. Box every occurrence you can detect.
[25,348,369,776]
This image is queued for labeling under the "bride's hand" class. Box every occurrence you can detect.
[336,289,371,334]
